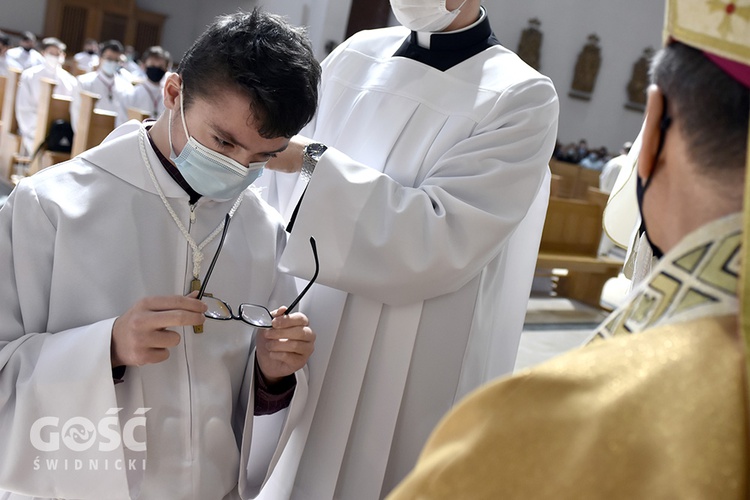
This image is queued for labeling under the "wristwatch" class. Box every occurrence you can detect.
[301,142,327,182]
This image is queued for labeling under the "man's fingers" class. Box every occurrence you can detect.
[149,329,182,349]
[113,294,208,368]
[267,351,305,364]
[139,295,208,314]
[263,325,314,341]
[144,347,171,365]
[138,309,206,331]
[269,313,310,331]
[262,338,313,355]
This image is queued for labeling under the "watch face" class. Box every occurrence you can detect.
[306,143,327,160]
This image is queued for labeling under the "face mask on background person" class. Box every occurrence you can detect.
[390,0,467,32]
[100,59,119,77]
[44,53,62,69]
[146,66,167,83]
[168,86,266,200]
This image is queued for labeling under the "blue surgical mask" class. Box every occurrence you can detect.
[100,60,119,77]
[168,88,265,200]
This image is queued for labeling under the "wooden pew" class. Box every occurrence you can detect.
[127,106,151,123]
[0,67,23,180]
[549,159,602,199]
[71,90,116,157]
[0,75,6,127]
[28,78,73,174]
[535,194,624,308]
[586,186,610,210]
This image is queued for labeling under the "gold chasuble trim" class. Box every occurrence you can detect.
[666,0,750,62]
[663,0,750,457]
[741,122,750,424]
[590,214,741,342]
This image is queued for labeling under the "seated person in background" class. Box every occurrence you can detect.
[555,140,584,163]
[6,31,44,70]
[578,148,606,170]
[574,138,589,162]
[73,38,99,73]
[122,45,143,80]
[15,37,77,155]
[387,0,750,496]
[129,46,171,119]
[70,39,134,132]
[0,31,22,76]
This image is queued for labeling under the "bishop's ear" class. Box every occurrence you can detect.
[637,85,666,181]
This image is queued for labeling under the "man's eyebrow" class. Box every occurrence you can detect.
[210,124,252,151]
[211,124,289,155]
[265,144,289,155]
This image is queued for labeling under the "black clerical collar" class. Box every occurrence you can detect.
[393,7,501,71]
[144,125,202,204]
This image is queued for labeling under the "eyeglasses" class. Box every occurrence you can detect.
[197,214,318,328]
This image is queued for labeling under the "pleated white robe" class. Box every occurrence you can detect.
[0,121,308,499]
[254,26,558,499]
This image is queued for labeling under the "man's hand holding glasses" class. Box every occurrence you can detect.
[197,214,317,382]
[111,213,317,382]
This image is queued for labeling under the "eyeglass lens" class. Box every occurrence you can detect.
[202,296,274,328]
[197,212,319,329]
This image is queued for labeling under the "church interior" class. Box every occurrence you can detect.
[1,0,748,496]
[0,0,657,372]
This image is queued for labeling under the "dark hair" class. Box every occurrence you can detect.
[141,45,171,66]
[178,8,321,139]
[0,31,9,48]
[100,39,124,55]
[651,42,749,173]
[41,37,66,52]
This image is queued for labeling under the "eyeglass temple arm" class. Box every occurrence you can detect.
[197,214,231,300]
[284,236,318,314]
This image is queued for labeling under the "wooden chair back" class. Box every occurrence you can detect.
[29,79,73,173]
[1,67,22,136]
[539,196,604,257]
[0,68,23,179]
[71,90,116,157]
[127,106,151,123]
[0,75,6,123]
[586,186,610,210]
[549,159,602,199]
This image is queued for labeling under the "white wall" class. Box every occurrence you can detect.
[259,0,664,151]
[136,0,260,63]
[0,0,663,150]
[484,0,664,152]
[260,0,352,59]
[0,0,47,37]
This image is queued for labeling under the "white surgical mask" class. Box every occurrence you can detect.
[390,0,466,32]
[44,53,62,69]
[168,87,265,200]
[100,59,119,77]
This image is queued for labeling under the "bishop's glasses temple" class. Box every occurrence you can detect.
[197,214,318,329]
